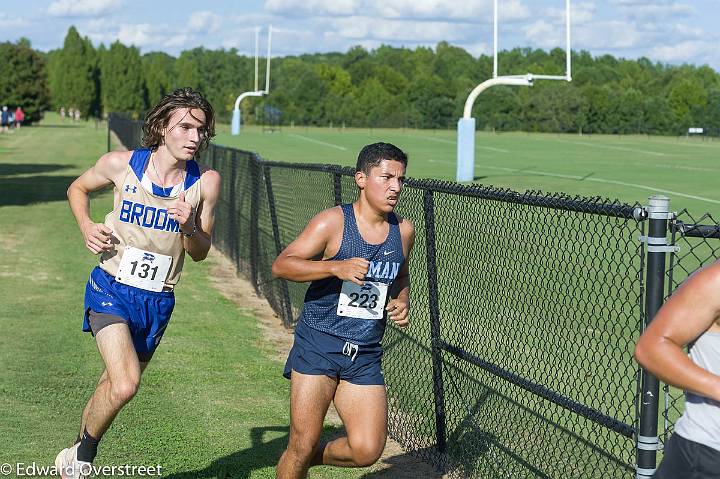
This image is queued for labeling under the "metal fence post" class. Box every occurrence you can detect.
[107,114,112,152]
[637,195,671,479]
[229,150,239,272]
[333,172,343,206]
[249,156,261,291]
[423,189,447,457]
[264,165,294,326]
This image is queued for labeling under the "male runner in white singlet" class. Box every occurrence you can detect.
[55,88,221,479]
[636,261,720,478]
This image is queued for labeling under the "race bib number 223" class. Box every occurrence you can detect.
[337,281,388,320]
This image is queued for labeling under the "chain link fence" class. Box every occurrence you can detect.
[109,114,720,478]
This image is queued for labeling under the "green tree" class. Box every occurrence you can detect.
[100,41,145,116]
[668,77,708,130]
[143,52,175,107]
[46,49,63,109]
[355,78,403,127]
[53,26,98,117]
[406,73,455,128]
[0,40,50,122]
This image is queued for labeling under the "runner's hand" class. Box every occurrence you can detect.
[386,298,409,328]
[81,222,114,254]
[168,191,194,233]
[332,258,369,285]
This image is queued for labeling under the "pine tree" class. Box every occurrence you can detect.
[143,52,175,107]
[101,41,146,116]
[54,26,98,118]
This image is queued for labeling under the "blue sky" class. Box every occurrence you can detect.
[2,0,718,70]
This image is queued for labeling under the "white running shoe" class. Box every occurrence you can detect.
[54,443,91,479]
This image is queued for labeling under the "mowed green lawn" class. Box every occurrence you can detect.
[216,124,720,218]
[0,117,403,478]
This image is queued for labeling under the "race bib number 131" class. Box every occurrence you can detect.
[116,246,172,292]
[337,281,388,320]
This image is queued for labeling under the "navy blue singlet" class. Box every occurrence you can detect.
[300,204,405,345]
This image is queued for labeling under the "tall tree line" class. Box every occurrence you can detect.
[14,26,720,134]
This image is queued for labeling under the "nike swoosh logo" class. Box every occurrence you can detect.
[383,250,394,255]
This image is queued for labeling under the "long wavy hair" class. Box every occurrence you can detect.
[141,87,216,152]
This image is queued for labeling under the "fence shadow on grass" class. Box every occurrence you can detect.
[160,425,289,479]
[32,124,84,129]
[160,424,443,479]
[161,425,349,479]
[0,175,78,207]
[0,163,71,176]
[360,448,447,478]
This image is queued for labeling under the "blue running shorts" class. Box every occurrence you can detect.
[83,266,175,359]
[284,320,384,385]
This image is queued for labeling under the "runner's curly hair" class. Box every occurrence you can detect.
[142,87,215,152]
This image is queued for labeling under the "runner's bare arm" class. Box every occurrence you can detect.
[180,168,220,262]
[272,208,369,285]
[67,151,130,254]
[635,261,720,402]
[386,219,415,328]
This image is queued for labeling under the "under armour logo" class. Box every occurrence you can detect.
[125,185,137,193]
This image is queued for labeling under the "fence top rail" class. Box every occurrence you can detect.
[110,114,641,220]
[262,159,639,219]
[211,144,260,158]
[672,222,720,239]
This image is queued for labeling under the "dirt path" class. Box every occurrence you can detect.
[206,249,447,478]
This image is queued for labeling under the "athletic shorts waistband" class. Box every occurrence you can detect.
[94,266,175,297]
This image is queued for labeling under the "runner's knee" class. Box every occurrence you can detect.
[109,377,139,405]
[349,439,384,467]
[286,433,318,461]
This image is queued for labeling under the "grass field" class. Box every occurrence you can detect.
[0,118,415,478]
[215,124,720,218]
[4,115,715,478]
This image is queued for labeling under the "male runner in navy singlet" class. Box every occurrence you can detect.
[272,142,416,478]
[56,88,221,479]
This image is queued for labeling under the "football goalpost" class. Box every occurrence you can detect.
[231,26,273,135]
[456,0,572,181]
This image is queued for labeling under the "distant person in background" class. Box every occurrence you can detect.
[635,262,720,478]
[75,109,81,122]
[15,106,24,129]
[1,106,8,132]
[61,106,66,121]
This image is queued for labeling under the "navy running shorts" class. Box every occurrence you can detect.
[655,433,720,479]
[284,320,384,385]
[83,266,175,360]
